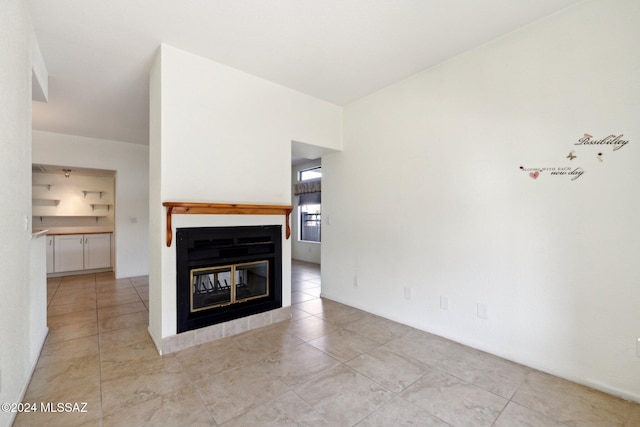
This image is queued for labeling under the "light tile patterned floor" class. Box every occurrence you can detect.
[13,261,640,426]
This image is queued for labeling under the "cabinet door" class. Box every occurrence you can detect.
[84,233,111,270]
[46,236,54,274]
[54,234,84,272]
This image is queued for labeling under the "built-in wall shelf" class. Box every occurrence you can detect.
[36,214,108,219]
[32,170,115,225]
[90,204,112,212]
[33,184,53,191]
[33,199,60,207]
[83,190,105,199]
[36,214,108,223]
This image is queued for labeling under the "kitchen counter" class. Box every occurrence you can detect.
[32,229,49,239]
[34,227,113,236]
[45,231,113,236]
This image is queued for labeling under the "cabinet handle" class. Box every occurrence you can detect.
[80,238,83,244]
[85,238,88,244]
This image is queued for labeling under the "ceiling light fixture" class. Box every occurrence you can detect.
[63,169,72,178]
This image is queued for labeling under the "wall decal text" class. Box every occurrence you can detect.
[520,166,584,181]
[520,132,630,183]
[575,134,628,151]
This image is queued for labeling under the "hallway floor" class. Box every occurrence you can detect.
[13,261,640,426]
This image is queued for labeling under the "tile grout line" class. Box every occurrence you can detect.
[169,351,218,425]
[289,294,517,426]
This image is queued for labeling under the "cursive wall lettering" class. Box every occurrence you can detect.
[575,134,628,151]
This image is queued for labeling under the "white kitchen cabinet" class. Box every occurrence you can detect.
[53,233,111,273]
[84,233,111,269]
[46,235,54,274]
[54,234,84,272]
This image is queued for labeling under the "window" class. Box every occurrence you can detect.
[300,204,321,242]
[299,167,322,181]
[297,167,321,243]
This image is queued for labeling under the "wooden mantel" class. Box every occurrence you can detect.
[162,202,294,247]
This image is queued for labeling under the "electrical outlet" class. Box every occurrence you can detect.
[404,287,412,300]
[440,296,448,310]
[477,303,488,319]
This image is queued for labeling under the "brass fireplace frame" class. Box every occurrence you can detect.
[190,260,269,312]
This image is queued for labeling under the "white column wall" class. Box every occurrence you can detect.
[0,1,46,426]
[322,0,640,401]
[149,44,342,343]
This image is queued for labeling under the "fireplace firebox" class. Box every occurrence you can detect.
[176,225,282,333]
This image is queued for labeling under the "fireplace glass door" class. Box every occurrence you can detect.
[190,261,268,312]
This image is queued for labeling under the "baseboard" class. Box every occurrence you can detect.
[47,267,112,278]
[318,291,640,404]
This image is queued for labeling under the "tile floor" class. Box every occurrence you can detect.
[13,260,640,426]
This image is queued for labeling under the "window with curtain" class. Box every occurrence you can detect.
[294,167,321,242]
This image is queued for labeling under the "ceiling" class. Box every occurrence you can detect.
[29,0,583,148]
[33,164,116,178]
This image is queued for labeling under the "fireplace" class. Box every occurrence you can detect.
[176,225,282,333]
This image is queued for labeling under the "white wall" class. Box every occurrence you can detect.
[32,131,149,278]
[0,1,45,426]
[28,236,48,373]
[149,44,342,345]
[291,159,322,264]
[323,0,640,401]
